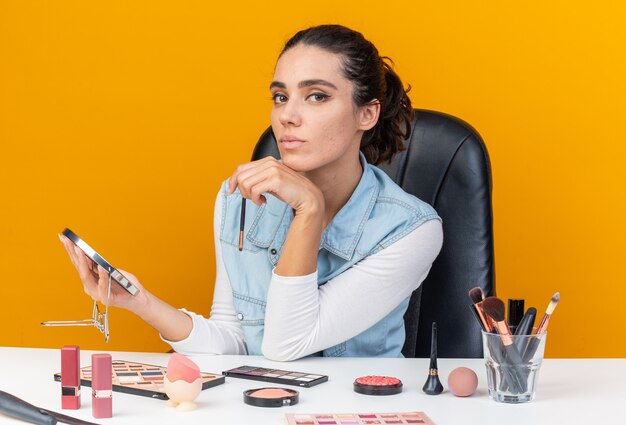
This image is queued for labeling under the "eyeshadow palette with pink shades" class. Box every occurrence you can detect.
[285,412,435,425]
[54,359,225,400]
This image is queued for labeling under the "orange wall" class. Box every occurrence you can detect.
[1,1,624,357]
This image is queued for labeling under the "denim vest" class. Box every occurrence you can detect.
[219,154,440,357]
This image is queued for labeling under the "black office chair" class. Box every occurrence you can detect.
[252,109,495,358]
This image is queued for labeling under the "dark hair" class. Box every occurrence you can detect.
[281,25,414,165]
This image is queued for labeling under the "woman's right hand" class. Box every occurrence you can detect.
[58,233,150,315]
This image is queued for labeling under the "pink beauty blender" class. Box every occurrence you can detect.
[166,353,201,383]
[164,353,203,411]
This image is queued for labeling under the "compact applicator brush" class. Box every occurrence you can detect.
[422,322,443,395]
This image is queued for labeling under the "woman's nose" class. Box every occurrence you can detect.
[278,99,302,127]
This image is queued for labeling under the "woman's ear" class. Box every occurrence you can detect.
[357,100,380,131]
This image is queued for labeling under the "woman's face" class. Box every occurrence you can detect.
[270,44,374,173]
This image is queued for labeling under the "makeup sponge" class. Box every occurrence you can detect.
[447,367,478,397]
[166,353,201,383]
[164,353,203,411]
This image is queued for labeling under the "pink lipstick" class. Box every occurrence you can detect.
[91,354,112,418]
[61,345,80,410]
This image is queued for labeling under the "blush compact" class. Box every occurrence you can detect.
[243,387,299,408]
[353,375,403,396]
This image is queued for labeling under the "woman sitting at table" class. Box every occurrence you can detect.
[60,24,443,361]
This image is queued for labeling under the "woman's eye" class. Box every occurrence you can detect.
[308,93,329,102]
[272,93,288,104]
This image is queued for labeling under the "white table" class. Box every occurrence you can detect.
[1,347,624,424]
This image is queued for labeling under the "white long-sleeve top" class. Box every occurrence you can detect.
[162,192,443,361]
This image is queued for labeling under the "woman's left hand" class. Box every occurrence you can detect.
[227,156,324,217]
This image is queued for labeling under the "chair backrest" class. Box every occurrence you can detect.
[251,109,495,358]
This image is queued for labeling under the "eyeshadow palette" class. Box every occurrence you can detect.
[54,360,225,400]
[285,412,435,425]
[222,365,328,388]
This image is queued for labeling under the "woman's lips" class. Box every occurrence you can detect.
[279,138,306,149]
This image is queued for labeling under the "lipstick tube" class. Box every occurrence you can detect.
[61,345,81,410]
[91,354,112,418]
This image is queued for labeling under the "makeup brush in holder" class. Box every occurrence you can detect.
[422,322,444,395]
[468,287,515,393]
[522,292,560,362]
[481,297,528,394]
[468,287,489,330]
[514,307,537,354]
